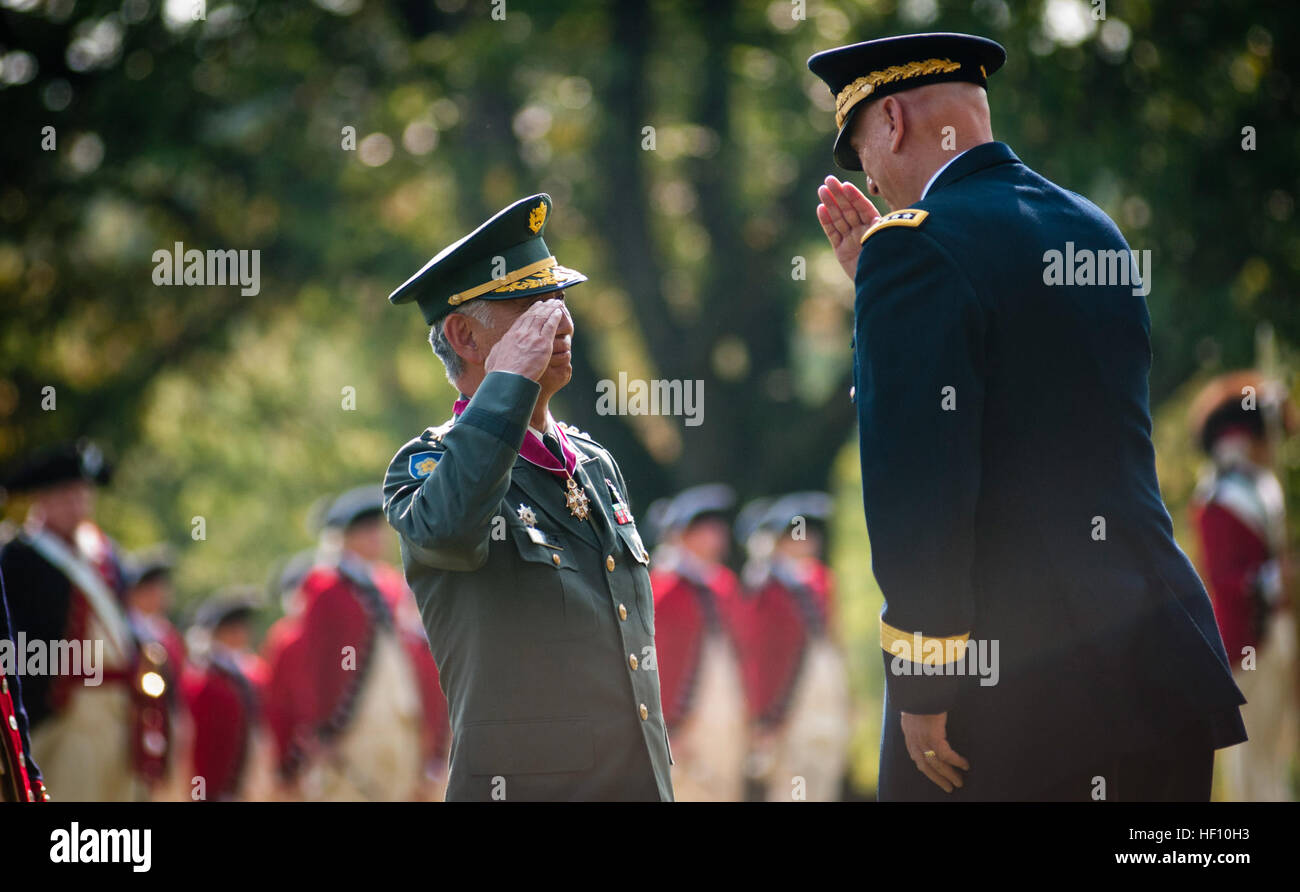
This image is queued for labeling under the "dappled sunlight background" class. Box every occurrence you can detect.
[2,0,1297,796]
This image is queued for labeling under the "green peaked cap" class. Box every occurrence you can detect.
[389,193,587,325]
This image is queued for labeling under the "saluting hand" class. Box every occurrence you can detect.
[816,175,881,282]
[901,711,970,794]
[485,298,568,383]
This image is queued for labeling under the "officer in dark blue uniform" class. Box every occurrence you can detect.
[808,32,1246,801]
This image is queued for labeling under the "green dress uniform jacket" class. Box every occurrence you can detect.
[383,370,674,801]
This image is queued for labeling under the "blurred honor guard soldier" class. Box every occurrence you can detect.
[810,33,1246,800]
[737,493,852,802]
[124,548,187,688]
[123,546,187,796]
[650,484,747,801]
[1190,372,1297,801]
[260,550,314,797]
[182,590,272,801]
[326,487,451,800]
[0,441,168,800]
[277,487,425,801]
[383,194,672,801]
[1,568,48,801]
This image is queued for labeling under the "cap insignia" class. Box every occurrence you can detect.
[528,201,547,234]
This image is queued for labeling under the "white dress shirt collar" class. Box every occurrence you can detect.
[921,148,971,200]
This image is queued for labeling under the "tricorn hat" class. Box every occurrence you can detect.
[323,485,385,531]
[659,483,737,536]
[2,439,113,494]
[761,491,833,537]
[124,545,176,589]
[1189,370,1297,454]
[193,586,261,631]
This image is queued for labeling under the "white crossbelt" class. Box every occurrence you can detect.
[23,526,131,666]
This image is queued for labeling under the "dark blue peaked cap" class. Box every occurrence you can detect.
[808,32,1006,170]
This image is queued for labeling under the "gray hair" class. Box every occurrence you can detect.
[429,299,497,386]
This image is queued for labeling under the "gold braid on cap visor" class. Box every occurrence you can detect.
[447,256,573,306]
[834,58,963,129]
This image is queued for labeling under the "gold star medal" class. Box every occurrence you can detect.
[564,475,590,521]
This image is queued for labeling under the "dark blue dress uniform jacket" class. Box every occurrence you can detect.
[383,371,673,801]
[855,141,1247,800]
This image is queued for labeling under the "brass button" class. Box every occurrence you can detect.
[629,654,638,670]
[551,553,561,566]
[606,555,615,572]
[618,604,628,621]
[7,714,16,731]
[639,703,649,721]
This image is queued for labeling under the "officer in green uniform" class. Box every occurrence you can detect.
[382,194,674,801]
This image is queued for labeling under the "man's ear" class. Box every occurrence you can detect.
[880,95,906,154]
[442,313,486,365]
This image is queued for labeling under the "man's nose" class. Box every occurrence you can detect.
[554,301,575,336]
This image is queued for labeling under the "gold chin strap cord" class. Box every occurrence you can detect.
[834,58,963,129]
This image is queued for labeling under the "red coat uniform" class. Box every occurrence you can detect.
[261,614,307,776]
[182,650,266,800]
[650,557,744,729]
[371,562,451,768]
[0,523,166,799]
[129,610,187,786]
[262,556,448,786]
[0,569,45,802]
[1,672,47,802]
[1191,464,1287,661]
[736,559,834,726]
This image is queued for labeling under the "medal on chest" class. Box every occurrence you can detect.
[517,503,554,544]
[564,475,591,521]
[606,478,632,525]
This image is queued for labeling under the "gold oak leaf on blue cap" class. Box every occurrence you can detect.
[389,193,588,326]
[807,32,1007,171]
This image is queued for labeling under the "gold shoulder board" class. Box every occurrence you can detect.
[860,209,929,245]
